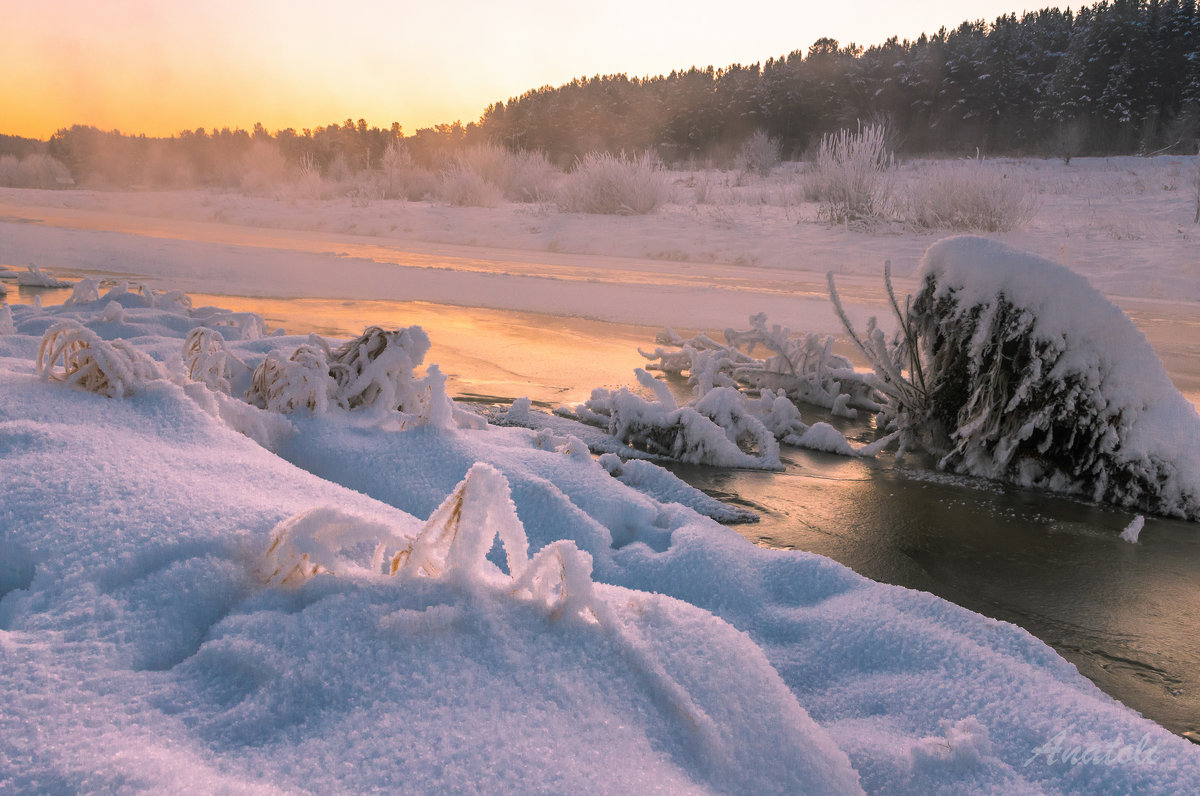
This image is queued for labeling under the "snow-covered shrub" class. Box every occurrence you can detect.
[438,163,503,207]
[0,153,72,189]
[328,325,432,412]
[246,337,337,414]
[0,303,14,335]
[243,325,464,427]
[379,142,440,201]
[805,123,894,223]
[855,236,1200,519]
[62,278,101,306]
[17,266,71,288]
[452,143,558,202]
[183,327,251,395]
[736,130,782,177]
[562,369,782,469]
[558,151,670,215]
[898,161,1035,232]
[99,281,193,312]
[642,314,879,413]
[36,321,164,398]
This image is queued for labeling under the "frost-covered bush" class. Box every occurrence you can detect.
[898,161,1035,232]
[17,266,71,288]
[452,143,558,202]
[805,123,894,223]
[736,130,782,177]
[0,153,72,189]
[0,303,14,335]
[37,321,164,398]
[642,313,879,414]
[379,142,440,201]
[246,337,338,414]
[183,327,251,395]
[561,369,782,469]
[558,151,670,215]
[850,237,1200,519]
[242,325,467,429]
[438,163,504,208]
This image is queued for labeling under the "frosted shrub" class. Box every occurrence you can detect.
[63,278,102,307]
[805,123,894,223]
[243,325,465,428]
[0,304,14,335]
[183,327,251,395]
[899,161,1035,232]
[17,266,71,288]
[329,325,431,411]
[558,151,670,215]
[453,143,558,202]
[0,154,72,189]
[37,321,164,398]
[642,314,879,414]
[438,164,503,208]
[736,130,782,177]
[837,237,1200,519]
[561,369,782,469]
[380,143,440,201]
[246,338,338,414]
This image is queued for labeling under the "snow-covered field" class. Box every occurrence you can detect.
[2,156,1200,792]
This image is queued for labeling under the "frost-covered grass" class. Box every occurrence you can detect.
[897,160,1036,232]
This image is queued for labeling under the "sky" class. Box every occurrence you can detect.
[3,0,1068,140]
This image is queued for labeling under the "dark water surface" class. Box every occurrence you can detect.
[7,275,1199,740]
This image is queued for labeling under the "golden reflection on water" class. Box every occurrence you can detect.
[189,293,659,407]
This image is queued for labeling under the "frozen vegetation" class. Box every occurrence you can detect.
[2,280,1199,792]
[832,237,1200,520]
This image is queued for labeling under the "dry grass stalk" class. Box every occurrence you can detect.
[37,321,163,398]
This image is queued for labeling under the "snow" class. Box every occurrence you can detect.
[2,293,1198,793]
[1120,515,1145,544]
[15,265,72,288]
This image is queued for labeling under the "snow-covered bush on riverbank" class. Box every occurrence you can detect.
[843,236,1200,519]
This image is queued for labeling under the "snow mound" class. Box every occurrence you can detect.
[16,265,71,288]
[909,236,1200,520]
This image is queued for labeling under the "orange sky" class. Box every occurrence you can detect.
[3,0,1066,140]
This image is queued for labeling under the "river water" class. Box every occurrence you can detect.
[7,277,1199,742]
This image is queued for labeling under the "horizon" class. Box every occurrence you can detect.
[5,0,1069,141]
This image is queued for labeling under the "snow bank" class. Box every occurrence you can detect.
[2,293,1199,794]
[909,236,1200,520]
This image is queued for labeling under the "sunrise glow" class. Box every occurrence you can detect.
[5,0,1065,139]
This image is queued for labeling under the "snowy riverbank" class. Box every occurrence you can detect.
[2,282,1199,793]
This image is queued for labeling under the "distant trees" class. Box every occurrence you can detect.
[9,0,1200,191]
[480,0,1200,161]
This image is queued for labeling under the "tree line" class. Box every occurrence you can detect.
[3,0,1197,189]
